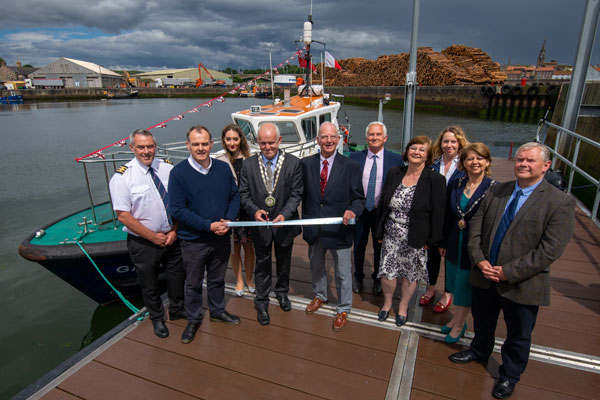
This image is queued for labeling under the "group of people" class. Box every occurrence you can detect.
[109,119,574,399]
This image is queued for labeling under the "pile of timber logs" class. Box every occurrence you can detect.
[313,45,506,86]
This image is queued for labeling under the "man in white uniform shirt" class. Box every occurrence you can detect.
[109,129,185,339]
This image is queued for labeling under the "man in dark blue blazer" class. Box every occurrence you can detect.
[349,121,404,295]
[301,122,365,332]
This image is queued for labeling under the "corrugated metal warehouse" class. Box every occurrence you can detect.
[134,67,231,85]
[31,58,122,88]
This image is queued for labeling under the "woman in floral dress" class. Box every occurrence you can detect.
[375,136,446,326]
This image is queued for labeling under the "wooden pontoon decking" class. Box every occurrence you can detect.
[29,159,599,400]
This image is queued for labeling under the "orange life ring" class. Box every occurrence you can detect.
[340,126,349,143]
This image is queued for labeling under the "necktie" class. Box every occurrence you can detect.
[365,155,378,211]
[489,190,523,265]
[149,167,172,225]
[320,159,328,197]
[266,160,274,191]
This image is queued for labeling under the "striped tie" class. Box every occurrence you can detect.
[365,155,377,211]
[320,159,328,197]
[149,167,172,225]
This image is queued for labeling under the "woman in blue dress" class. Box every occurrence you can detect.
[439,142,496,343]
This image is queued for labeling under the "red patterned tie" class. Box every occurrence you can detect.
[320,159,328,196]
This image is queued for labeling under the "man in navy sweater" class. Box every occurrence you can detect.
[168,125,241,344]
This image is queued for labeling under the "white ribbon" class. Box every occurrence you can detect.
[227,217,355,227]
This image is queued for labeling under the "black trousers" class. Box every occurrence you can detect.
[126,234,185,321]
[353,208,381,281]
[426,247,449,291]
[470,285,539,383]
[180,235,230,323]
[254,240,293,307]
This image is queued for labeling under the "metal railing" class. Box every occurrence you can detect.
[76,137,323,230]
[536,119,600,225]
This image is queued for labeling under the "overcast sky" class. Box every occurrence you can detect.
[0,0,598,71]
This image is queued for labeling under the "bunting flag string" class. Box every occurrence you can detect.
[76,48,303,162]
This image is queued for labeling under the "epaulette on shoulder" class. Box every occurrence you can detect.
[163,159,173,165]
[116,165,128,174]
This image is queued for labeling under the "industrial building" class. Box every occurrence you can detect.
[133,67,232,86]
[30,58,122,88]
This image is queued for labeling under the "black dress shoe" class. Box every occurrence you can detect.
[181,322,200,344]
[210,310,241,325]
[256,305,270,325]
[448,349,486,364]
[276,294,292,312]
[372,279,382,296]
[352,277,363,294]
[377,309,389,321]
[492,379,516,399]
[169,310,188,321]
[151,319,169,338]
[395,315,407,326]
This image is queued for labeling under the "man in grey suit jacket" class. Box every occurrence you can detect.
[449,142,575,399]
[301,122,365,332]
[239,123,303,325]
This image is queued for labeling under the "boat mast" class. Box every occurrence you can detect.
[301,12,314,97]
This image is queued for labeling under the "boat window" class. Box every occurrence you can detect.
[319,113,332,125]
[258,121,299,143]
[234,118,257,143]
[302,117,317,141]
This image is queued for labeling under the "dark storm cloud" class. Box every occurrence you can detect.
[0,0,597,70]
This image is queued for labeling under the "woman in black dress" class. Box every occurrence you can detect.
[216,124,255,296]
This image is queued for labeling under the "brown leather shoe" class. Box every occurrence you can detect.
[333,312,348,331]
[305,297,327,313]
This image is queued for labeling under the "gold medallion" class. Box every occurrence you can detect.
[457,219,466,229]
[265,195,276,207]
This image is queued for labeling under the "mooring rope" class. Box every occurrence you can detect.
[73,241,146,319]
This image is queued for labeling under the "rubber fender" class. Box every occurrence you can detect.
[547,85,559,96]
[510,86,522,95]
[501,84,512,95]
[527,86,539,96]
[481,85,488,94]
[486,86,496,96]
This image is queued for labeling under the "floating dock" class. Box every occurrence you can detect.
[17,158,600,400]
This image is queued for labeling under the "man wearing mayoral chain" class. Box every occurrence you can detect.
[239,122,303,325]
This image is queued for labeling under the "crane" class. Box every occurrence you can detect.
[196,63,216,87]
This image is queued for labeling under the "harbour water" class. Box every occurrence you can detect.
[0,97,535,398]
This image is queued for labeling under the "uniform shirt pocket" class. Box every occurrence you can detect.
[130,184,153,207]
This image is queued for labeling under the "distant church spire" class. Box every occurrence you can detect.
[537,40,546,68]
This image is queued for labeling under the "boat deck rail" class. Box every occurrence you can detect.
[73,136,321,231]
[536,119,600,226]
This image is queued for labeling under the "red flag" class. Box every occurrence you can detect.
[298,55,316,72]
